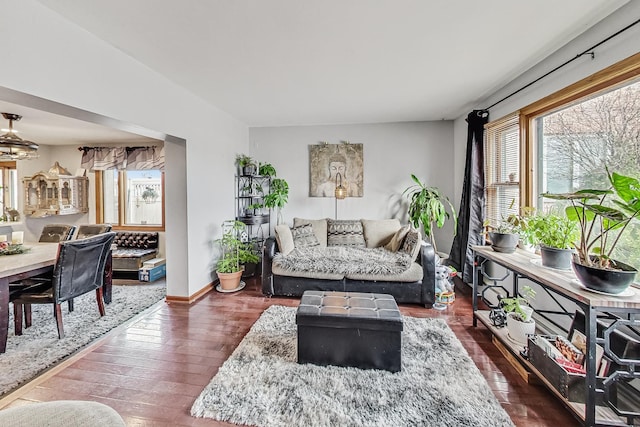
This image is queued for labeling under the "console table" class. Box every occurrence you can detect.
[472,245,640,427]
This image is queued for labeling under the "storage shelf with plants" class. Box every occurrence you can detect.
[233,156,290,277]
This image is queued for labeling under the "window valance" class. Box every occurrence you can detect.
[79,146,165,171]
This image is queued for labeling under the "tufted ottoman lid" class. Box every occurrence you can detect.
[296,290,402,331]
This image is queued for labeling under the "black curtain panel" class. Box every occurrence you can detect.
[449,110,489,283]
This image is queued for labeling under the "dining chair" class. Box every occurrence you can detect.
[12,232,117,339]
[74,223,114,305]
[38,224,76,243]
[75,224,112,240]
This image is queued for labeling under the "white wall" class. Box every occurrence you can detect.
[0,0,249,298]
[250,121,456,252]
[451,1,640,329]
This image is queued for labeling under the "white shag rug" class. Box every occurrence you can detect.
[0,284,166,396]
[191,305,514,427]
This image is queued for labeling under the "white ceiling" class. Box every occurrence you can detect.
[1,1,629,144]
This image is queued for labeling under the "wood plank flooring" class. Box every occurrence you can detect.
[0,278,580,426]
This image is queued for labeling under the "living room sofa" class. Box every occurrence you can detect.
[111,231,159,275]
[262,218,437,307]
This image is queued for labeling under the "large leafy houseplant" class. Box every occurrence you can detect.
[543,170,640,293]
[403,174,457,253]
[263,178,289,225]
[543,170,640,269]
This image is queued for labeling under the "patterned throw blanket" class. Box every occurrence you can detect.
[273,246,413,275]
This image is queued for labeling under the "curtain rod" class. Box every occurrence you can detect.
[483,17,640,111]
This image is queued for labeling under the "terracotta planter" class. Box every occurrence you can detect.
[217,270,243,291]
[572,257,637,294]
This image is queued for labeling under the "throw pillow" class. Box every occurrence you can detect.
[293,218,328,247]
[274,224,295,255]
[327,219,366,247]
[399,227,422,261]
[384,224,411,252]
[291,224,320,248]
[361,218,401,248]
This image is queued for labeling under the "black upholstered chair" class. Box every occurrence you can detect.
[12,232,117,338]
[75,224,113,240]
[38,224,76,242]
[75,224,114,304]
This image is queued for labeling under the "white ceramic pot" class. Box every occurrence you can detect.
[506,312,536,345]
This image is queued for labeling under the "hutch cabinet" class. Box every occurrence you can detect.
[22,162,89,218]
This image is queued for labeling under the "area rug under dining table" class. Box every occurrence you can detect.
[191,305,514,427]
[0,283,165,396]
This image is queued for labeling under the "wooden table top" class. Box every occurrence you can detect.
[472,245,640,309]
[0,242,59,279]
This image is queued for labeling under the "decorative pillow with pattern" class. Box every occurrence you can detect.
[291,224,320,248]
[327,219,366,247]
[399,228,422,261]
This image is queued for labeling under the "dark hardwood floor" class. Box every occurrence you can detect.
[0,278,580,426]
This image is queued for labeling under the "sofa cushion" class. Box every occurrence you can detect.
[385,224,411,252]
[345,262,424,283]
[291,224,320,248]
[275,224,295,255]
[272,264,344,280]
[399,228,422,261]
[327,219,366,247]
[293,218,328,247]
[361,219,401,248]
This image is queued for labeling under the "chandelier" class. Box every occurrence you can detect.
[0,113,39,160]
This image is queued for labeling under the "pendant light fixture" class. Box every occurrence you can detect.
[0,113,39,160]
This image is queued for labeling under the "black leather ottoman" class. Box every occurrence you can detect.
[296,290,403,372]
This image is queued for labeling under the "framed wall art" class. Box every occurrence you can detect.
[309,143,363,197]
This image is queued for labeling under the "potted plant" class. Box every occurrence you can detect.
[263,178,289,225]
[403,174,457,254]
[245,202,264,216]
[528,212,579,270]
[482,199,526,254]
[499,285,536,345]
[543,170,640,294]
[141,186,159,204]
[258,162,277,177]
[215,220,260,291]
[235,154,256,176]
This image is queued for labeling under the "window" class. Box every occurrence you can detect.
[484,113,520,228]
[96,169,164,230]
[0,161,18,222]
[532,78,640,268]
[519,53,640,268]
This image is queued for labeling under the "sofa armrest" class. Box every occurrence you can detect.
[419,242,436,307]
[261,236,278,296]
